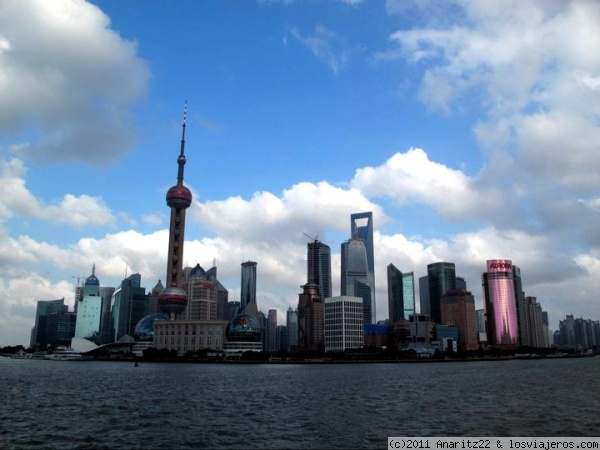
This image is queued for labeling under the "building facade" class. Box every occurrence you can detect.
[75,266,103,343]
[182,264,217,321]
[46,311,77,348]
[324,296,364,352]
[512,265,530,347]
[224,262,263,353]
[388,266,415,322]
[440,289,479,351]
[419,276,430,316]
[286,307,298,352]
[205,266,229,321]
[350,212,376,321]
[30,298,69,349]
[523,296,549,348]
[240,261,257,312]
[112,274,147,341]
[153,320,228,354]
[482,259,519,346]
[427,262,456,324]
[267,309,278,352]
[297,283,324,352]
[307,239,332,299]
[341,235,373,324]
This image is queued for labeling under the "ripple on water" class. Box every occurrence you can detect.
[1,358,599,448]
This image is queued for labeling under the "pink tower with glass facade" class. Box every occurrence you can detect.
[482,259,519,346]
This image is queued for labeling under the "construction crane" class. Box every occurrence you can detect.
[303,232,319,242]
[71,275,86,309]
[71,275,86,287]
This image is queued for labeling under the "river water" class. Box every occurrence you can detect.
[1,357,598,449]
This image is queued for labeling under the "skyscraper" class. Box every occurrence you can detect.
[307,239,332,299]
[206,266,229,321]
[240,261,257,311]
[389,265,416,322]
[402,272,416,320]
[341,236,372,324]
[75,265,103,343]
[267,309,278,351]
[112,273,147,341]
[159,106,192,318]
[224,261,263,352]
[99,286,115,345]
[324,296,364,352]
[427,262,456,324]
[482,259,519,346]
[297,283,324,352]
[513,265,529,346]
[440,289,478,351]
[286,306,298,352]
[419,276,430,316]
[30,298,69,349]
[350,212,376,320]
[388,264,403,322]
[183,264,217,321]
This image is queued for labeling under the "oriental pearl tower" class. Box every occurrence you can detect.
[158,105,192,318]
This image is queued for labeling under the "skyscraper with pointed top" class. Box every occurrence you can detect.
[159,105,193,318]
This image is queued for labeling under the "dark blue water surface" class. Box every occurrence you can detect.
[1,357,599,449]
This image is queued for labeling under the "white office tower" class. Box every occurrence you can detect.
[324,296,364,352]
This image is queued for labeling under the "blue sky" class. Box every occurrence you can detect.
[1,0,599,346]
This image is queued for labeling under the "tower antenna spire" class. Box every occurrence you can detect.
[177,101,187,185]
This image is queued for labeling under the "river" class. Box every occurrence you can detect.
[1,357,598,449]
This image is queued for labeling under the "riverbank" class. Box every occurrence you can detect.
[88,352,596,364]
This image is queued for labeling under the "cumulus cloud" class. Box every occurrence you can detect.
[0,0,150,164]
[381,1,600,184]
[0,273,74,346]
[0,155,115,226]
[192,181,384,242]
[351,148,516,224]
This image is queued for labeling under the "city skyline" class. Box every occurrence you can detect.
[1,1,600,346]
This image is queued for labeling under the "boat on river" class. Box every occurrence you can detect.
[44,347,90,361]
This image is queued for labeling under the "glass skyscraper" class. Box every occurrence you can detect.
[350,212,375,321]
[286,306,298,352]
[427,262,456,324]
[111,273,147,342]
[30,298,69,349]
[75,266,103,343]
[388,265,416,322]
[419,276,429,316]
[240,261,257,312]
[482,259,519,346]
[341,236,372,324]
[402,272,416,320]
[307,240,332,299]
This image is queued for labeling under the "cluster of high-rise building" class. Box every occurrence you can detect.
[555,315,600,351]
[28,108,597,355]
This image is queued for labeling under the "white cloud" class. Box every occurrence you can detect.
[290,24,354,74]
[380,1,600,155]
[351,148,513,223]
[142,214,164,226]
[192,181,384,242]
[0,0,150,164]
[0,273,74,346]
[2,169,600,346]
[0,155,115,226]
